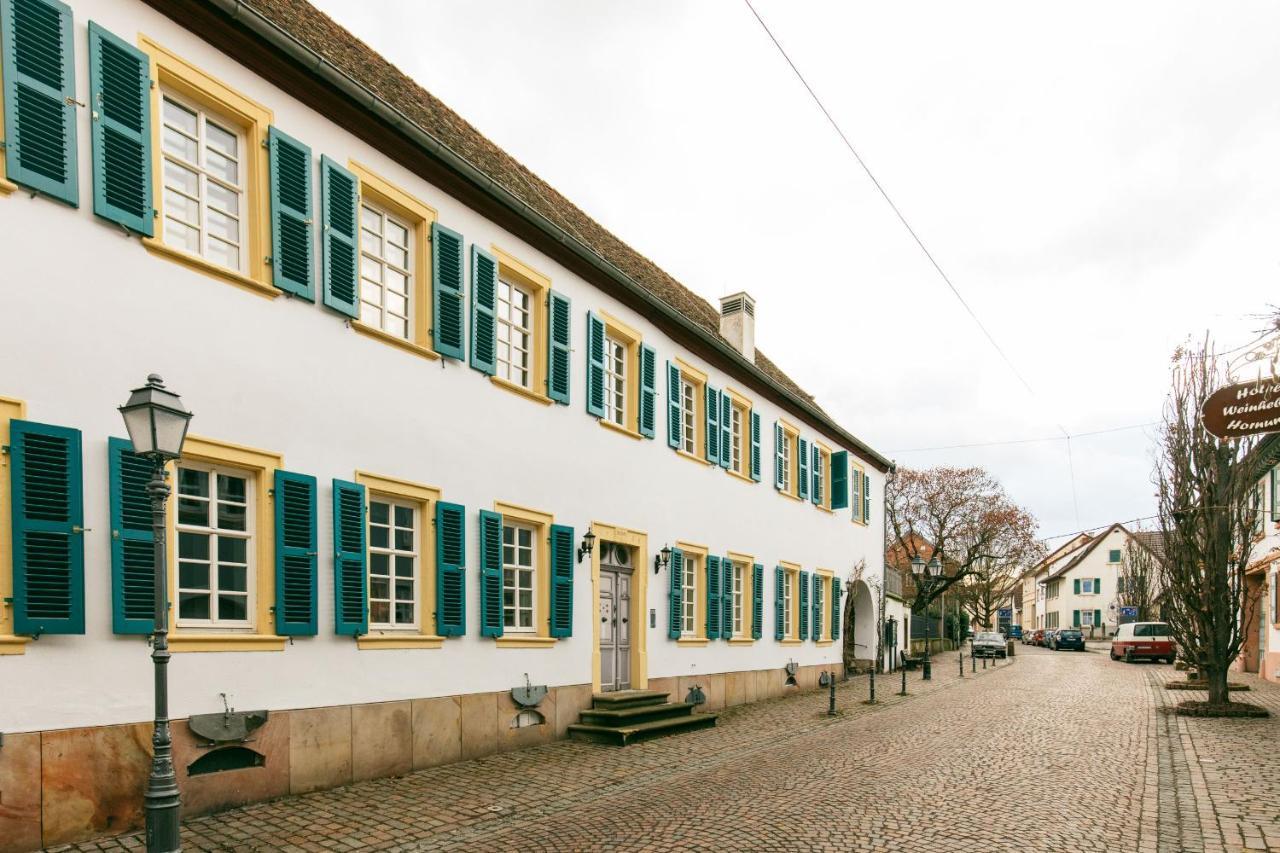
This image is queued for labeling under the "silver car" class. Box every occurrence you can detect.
[972,631,1007,658]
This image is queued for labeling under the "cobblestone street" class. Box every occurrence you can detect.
[56,646,1280,853]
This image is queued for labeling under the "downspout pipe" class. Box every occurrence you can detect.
[203,0,891,471]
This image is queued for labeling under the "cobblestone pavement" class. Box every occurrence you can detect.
[55,646,1280,853]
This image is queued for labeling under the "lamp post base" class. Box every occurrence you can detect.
[922,659,932,680]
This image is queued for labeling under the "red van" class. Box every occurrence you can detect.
[1110,622,1175,663]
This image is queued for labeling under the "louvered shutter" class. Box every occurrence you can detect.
[320,155,359,317]
[831,451,848,510]
[434,501,465,636]
[706,555,721,640]
[666,361,681,449]
[667,546,683,639]
[478,509,503,637]
[267,126,314,298]
[585,311,606,417]
[431,222,465,360]
[830,575,841,641]
[10,419,83,635]
[547,291,571,404]
[331,479,366,635]
[797,438,810,501]
[811,573,822,638]
[719,393,731,469]
[1,0,77,205]
[1073,578,1080,595]
[851,468,862,520]
[705,386,719,464]
[863,472,871,522]
[108,437,153,634]
[638,344,656,438]
[1073,609,1080,627]
[751,562,763,639]
[774,565,785,640]
[1095,577,1101,593]
[1094,609,1102,627]
[721,555,733,637]
[88,23,151,234]
[549,524,574,638]
[750,411,761,482]
[274,470,317,636]
[469,245,497,375]
[811,444,821,505]
[774,421,785,489]
[798,570,810,641]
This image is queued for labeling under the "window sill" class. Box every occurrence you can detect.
[778,638,802,646]
[490,375,552,405]
[816,504,834,514]
[357,633,445,650]
[815,640,834,647]
[169,633,287,652]
[676,637,709,647]
[352,321,439,360]
[0,634,30,655]
[851,518,868,526]
[727,637,755,646]
[495,635,558,648]
[0,177,18,196]
[599,418,644,441]
[727,468,756,485]
[143,238,279,301]
[676,449,713,467]
[778,490,803,502]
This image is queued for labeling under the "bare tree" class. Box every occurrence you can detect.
[957,556,1022,630]
[1118,535,1160,621]
[1156,337,1262,711]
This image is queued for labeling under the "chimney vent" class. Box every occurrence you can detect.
[719,291,756,361]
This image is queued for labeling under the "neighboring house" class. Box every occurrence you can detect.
[1025,534,1091,632]
[1238,434,1280,683]
[0,0,892,847]
[1035,525,1160,637]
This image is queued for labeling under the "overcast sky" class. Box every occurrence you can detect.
[309,0,1277,542]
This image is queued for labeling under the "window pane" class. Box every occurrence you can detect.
[370,601,390,624]
[394,555,414,578]
[386,316,407,339]
[179,562,209,589]
[206,180,239,215]
[162,98,197,135]
[205,121,238,157]
[369,578,390,600]
[162,126,197,162]
[206,237,239,270]
[206,208,240,243]
[206,150,239,185]
[178,592,209,620]
[217,594,247,622]
[394,527,413,551]
[178,531,209,561]
[395,580,413,600]
[164,219,200,252]
[218,565,248,592]
[164,160,199,196]
[217,501,247,532]
[177,497,207,527]
[163,188,199,225]
[218,536,247,564]
[369,501,390,524]
[393,505,413,527]
[369,553,390,576]
[386,220,408,247]
[394,602,414,624]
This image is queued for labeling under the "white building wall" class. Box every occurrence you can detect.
[1048,528,1129,636]
[0,0,888,733]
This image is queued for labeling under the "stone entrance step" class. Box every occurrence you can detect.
[567,689,717,745]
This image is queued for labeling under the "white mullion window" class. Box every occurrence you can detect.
[603,335,627,427]
[161,93,246,272]
[496,278,533,387]
[679,377,696,454]
[367,497,418,629]
[783,571,794,637]
[731,562,744,637]
[176,464,253,628]
[730,405,743,474]
[681,555,698,636]
[359,203,413,340]
[503,523,536,632]
[780,435,792,493]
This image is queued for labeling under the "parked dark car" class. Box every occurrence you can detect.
[1008,625,1022,640]
[972,632,1007,658]
[1052,629,1085,651]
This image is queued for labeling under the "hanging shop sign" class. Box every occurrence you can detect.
[1201,378,1280,439]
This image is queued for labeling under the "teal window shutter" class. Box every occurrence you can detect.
[863,472,871,522]
[705,385,719,463]
[320,155,359,317]
[478,509,503,637]
[1,0,78,205]
[751,562,763,639]
[811,572,821,637]
[431,222,465,360]
[267,126,314,298]
[831,451,848,510]
[721,554,733,637]
[10,419,84,635]
[851,468,862,519]
[108,437,152,634]
[798,438,810,501]
[830,575,841,641]
[773,566,784,640]
[1094,608,1102,626]
[274,470,317,636]
[88,22,151,235]
[667,546,683,639]
[469,245,497,375]
[774,421,784,489]
[331,479,367,635]
[1073,578,1080,595]
[434,501,466,636]
[706,555,721,640]
[798,570,810,640]
[1073,609,1080,627]
[1095,577,1101,592]
[638,344,656,438]
[549,524,574,638]
[666,361,681,449]
[585,311,605,417]
[718,392,730,469]
[810,444,821,505]
[750,411,761,482]
[547,291,571,404]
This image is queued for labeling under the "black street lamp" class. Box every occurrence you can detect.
[119,375,192,853]
[911,554,944,681]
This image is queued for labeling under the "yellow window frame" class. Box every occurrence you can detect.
[166,435,285,652]
[779,560,802,644]
[598,311,644,440]
[490,246,553,405]
[850,459,867,525]
[0,397,29,653]
[727,550,755,644]
[673,358,710,465]
[675,540,709,645]
[724,387,754,482]
[354,471,444,649]
[778,419,801,501]
[493,500,558,647]
[138,35,275,300]
[0,63,15,195]
[815,441,833,512]
[348,161,440,361]
[815,568,835,644]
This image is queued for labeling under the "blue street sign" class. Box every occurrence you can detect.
[1119,606,1139,618]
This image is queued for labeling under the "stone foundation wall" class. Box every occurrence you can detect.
[0,663,837,851]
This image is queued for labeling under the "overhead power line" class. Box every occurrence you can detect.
[888,422,1158,454]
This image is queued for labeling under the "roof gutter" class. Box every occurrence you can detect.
[205,0,891,470]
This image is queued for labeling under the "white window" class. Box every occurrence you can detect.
[503,523,536,631]
[1082,578,1095,594]
[603,335,627,426]
[681,555,698,636]
[731,562,744,637]
[368,498,417,628]
[678,377,696,454]
[814,452,825,504]
[783,571,794,637]
[814,578,825,638]
[176,464,253,627]
[730,405,743,474]
[359,203,412,340]
[1081,610,1094,626]
[161,93,245,272]
[780,436,792,493]
[496,278,533,387]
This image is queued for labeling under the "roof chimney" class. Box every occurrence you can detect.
[719,292,756,362]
